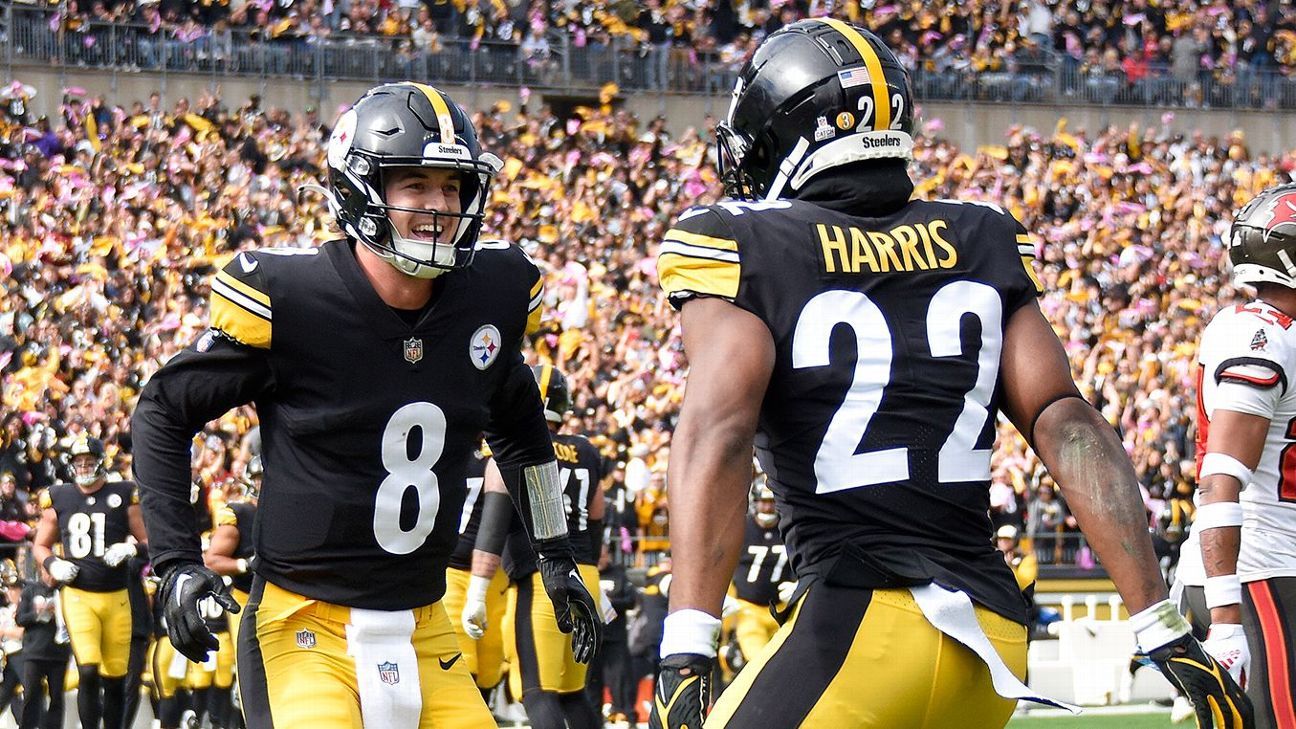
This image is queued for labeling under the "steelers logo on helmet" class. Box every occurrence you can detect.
[321,82,503,279]
[716,19,915,201]
[1230,182,1296,289]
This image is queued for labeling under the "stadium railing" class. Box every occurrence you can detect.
[5,2,1296,109]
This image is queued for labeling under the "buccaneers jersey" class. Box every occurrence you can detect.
[733,516,791,606]
[447,448,489,572]
[133,239,551,610]
[1195,300,1296,581]
[504,431,606,578]
[40,481,139,591]
[659,198,1043,624]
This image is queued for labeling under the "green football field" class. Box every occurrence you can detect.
[1008,713,1175,728]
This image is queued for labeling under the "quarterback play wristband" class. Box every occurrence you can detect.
[1204,574,1243,609]
[1194,501,1244,531]
[660,609,722,659]
[1130,599,1191,652]
[1198,454,1254,488]
[523,461,568,540]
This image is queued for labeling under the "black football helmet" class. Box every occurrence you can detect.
[321,82,502,278]
[1230,182,1296,288]
[718,18,914,201]
[532,363,572,424]
[67,435,106,487]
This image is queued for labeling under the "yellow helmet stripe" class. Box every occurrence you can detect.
[406,83,454,145]
[820,19,891,132]
[538,363,553,402]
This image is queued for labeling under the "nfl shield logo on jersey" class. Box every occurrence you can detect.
[403,337,424,364]
[378,662,400,686]
[295,630,316,649]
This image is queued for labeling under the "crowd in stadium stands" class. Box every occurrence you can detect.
[0,83,1271,581]
[12,0,1296,105]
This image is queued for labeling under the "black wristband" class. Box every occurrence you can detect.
[41,556,56,572]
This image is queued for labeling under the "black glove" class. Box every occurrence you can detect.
[1149,633,1253,729]
[535,541,603,664]
[159,562,241,663]
[649,653,714,729]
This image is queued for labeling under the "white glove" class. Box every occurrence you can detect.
[46,558,78,584]
[103,542,138,568]
[1202,623,1250,689]
[720,594,741,619]
[462,575,490,640]
[777,581,798,605]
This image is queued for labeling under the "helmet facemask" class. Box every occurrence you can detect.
[717,122,759,201]
[320,84,503,279]
[335,153,501,279]
[71,453,103,488]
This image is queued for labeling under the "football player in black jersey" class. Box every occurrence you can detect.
[441,445,509,699]
[467,364,607,729]
[727,474,793,668]
[31,435,148,729]
[649,19,1252,729]
[131,82,601,729]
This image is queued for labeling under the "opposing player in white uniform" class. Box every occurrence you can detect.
[1194,183,1296,728]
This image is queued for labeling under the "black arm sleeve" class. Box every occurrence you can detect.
[131,333,273,576]
[473,491,513,557]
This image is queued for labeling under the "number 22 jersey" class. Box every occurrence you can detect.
[133,239,550,610]
[659,197,1042,624]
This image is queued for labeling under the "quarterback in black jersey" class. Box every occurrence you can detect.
[468,364,607,729]
[31,435,148,729]
[649,19,1251,729]
[131,82,600,729]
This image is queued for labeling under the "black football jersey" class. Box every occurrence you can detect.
[504,431,606,578]
[40,481,138,592]
[447,448,489,572]
[133,239,550,610]
[659,197,1043,624]
[732,516,791,606]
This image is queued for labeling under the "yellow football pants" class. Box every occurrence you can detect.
[505,564,601,696]
[441,567,508,689]
[708,584,1027,729]
[61,586,132,678]
[237,579,493,729]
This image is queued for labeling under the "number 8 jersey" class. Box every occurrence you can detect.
[659,198,1043,624]
[1195,300,1296,582]
[133,239,550,610]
